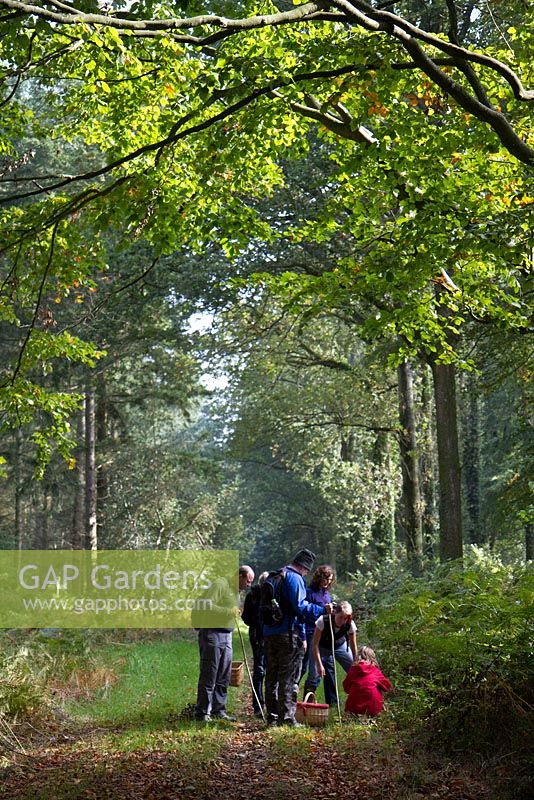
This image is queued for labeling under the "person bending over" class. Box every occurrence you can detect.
[343,645,392,717]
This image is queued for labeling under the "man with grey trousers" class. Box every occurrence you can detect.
[194,565,254,722]
[263,549,331,727]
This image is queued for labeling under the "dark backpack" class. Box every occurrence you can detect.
[259,568,289,627]
[241,585,261,628]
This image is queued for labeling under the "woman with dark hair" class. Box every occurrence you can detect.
[300,564,336,694]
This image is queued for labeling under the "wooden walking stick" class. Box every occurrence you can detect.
[236,614,266,722]
[328,612,343,724]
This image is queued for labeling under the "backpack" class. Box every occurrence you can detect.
[241,585,261,628]
[259,568,290,627]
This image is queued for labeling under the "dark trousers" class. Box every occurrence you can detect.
[264,632,305,723]
[195,629,232,717]
[250,636,265,713]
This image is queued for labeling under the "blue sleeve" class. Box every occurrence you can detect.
[285,571,325,623]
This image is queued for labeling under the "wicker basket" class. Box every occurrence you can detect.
[230,661,244,686]
[295,691,330,727]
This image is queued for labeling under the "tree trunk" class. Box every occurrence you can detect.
[397,361,423,575]
[526,523,533,562]
[85,384,98,550]
[430,360,463,561]
[420,365,438,557]
[462,372,482,544]
[35,481,52,549]
[96,372,108,542]
[370,431,396,559]
[340,431,355,462]
[71,400,86,549]
[15,428,23,549]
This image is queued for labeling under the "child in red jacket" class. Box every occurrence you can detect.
[343,645,392,717]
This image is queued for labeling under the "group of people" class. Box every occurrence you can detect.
[194,549,391,726]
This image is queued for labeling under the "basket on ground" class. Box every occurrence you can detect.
[295,691,329,727]
[230,661,244,686]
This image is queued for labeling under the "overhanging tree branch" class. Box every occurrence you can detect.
[333,0,533,101]
[1,0,532,164]
[0,62,378,211]
[1,0,532,101]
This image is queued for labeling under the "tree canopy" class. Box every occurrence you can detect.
[0,1,532,562]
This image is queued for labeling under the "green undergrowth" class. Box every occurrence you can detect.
[0,629,96,720]
[364,550,533,797]
[70,636,202,727]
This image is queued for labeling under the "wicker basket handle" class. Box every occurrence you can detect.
[303,691,316,704]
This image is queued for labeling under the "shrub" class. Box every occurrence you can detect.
[366,548,533,754]
[0,630,98,721]
[0,643,50,720]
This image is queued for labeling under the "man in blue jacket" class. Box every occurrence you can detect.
[263,548,332,727]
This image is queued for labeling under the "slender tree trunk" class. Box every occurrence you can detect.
[526,523,533,562]
[370,431,396,558]
[462,372,482,544]
[430,360,463,561]
[35,481,52,549]
[345,533,352,581]
[15,428,23,549]
[96,372,108,542]
[385,439,396,555]
[339,427,356,577]
[72,400,86,549]
[85,384,98,550]
[397,361,423,575]
[420,365,438,557]
[340,431,355,462]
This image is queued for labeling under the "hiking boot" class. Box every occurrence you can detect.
[194,713,212,723]
[280,719,304,728]
[212,711,236,721]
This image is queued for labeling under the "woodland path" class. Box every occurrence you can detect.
[0,711,494,800]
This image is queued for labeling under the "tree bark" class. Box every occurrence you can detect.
[397,361,424,574]
[370,431,396,559]
[15,428,23,550]
[420,365,438,556]
[526,523,533,562]
[96,372,108,542]
[340,431,355,462]
[71,400,86,549]
[35,481,52,549]
[462,372,482,544]
[430,360,463,561]
[85,384,98,550]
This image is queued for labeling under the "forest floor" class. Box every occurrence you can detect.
[0,690,497,800]
[0,634,512,800]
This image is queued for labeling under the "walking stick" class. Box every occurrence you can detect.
[328,613,343,724]
[236,614,266,722]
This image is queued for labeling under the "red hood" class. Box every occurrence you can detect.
[353,660,377,675]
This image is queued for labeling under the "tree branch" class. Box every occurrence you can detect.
[0,62,379,210]
[292,341,354,371]
[331,0,533,101]
[3,220,59,387]
[1,0,531,101]
[0,0,330,33]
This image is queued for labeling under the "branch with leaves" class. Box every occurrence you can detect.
[0,0,532,163]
